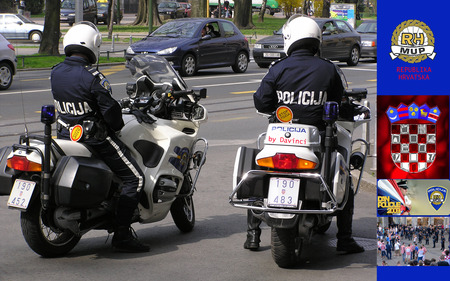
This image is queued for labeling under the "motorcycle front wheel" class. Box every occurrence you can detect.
[20,199,81,257]
[170,196,195,233]
[271,227,302,268]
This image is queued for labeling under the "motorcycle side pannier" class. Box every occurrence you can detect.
[234,147,267,199]
[52,156,113,208]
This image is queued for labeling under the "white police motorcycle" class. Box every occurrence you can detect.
[0,55,208,257]
[230,86,370,268]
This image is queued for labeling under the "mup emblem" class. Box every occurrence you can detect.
[390,20,436,63]
[386,103,440,173]
[427,186,447,211]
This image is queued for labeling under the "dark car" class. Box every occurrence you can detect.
[253,17,361,67]
[60,0,98,26]
[126,18,250,76]
[158,2,185,19]
[356,20,377,61]
[96,0,123,25]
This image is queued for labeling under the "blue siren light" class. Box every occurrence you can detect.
[41,105,56,124]
[323,101,339,123]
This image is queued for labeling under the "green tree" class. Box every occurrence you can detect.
[277,0,301,18]
[38,0,61,55]
[27,0,45,14]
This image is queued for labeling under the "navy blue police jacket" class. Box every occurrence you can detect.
[51,56,124,138]
[253,49,344,131]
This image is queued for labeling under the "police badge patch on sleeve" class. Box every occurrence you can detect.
[100,77,111,91]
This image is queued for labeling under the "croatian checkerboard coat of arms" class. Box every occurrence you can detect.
[386,103,440,173]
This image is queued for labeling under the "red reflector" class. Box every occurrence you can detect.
[272,154,299,170]
[7,155,41,172]
[271,153,317,170]
[7,44,15,51]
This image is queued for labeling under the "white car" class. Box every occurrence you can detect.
[0,34,17,90]
[0,13,44,42]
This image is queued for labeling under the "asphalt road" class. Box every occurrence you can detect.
[0,62,378,280]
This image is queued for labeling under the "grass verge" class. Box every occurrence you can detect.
[17,55,125,70]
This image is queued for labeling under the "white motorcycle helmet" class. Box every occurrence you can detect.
[283,15,322,56]
[63,21,102,64]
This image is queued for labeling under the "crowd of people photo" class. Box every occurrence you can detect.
[377,223,450,266]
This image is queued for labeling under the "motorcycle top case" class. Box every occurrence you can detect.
[52,156,113,208]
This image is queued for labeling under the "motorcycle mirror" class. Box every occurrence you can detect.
[323,102,339,124]
[193,87,207,99]
[126,82,137,98]
[344,88,367,101]
[41,105,56,125]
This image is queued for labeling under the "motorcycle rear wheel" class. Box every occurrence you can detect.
[170,196,195,233]
[271,227,302,268]
[20,200,81,257]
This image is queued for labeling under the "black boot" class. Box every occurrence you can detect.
[336,188,364,254]
[244,210,261,250]
[112,226,150,253]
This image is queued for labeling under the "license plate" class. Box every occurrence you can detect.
[268,177,300,208]
[7,179,36,210]
[263,52,280,58]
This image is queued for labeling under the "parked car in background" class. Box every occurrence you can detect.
[158,2,186,19]
[253,17,361,67]
[356,19,377,61]
[96,0,123,24]
[179,2,192,17]
[126,18,250,76]
[60,0,98,26]
[0,34,17,90]
[0,14,44,42]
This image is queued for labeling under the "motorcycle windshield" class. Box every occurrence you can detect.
[128,54,187,90]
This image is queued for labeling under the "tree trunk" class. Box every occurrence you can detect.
[322,0,330,18]
[133,0,161,27]
[107,0,115,39]
[38,0,61,55]
[233,0,254,29]
[258,0,267,22]
[191,0,207,17]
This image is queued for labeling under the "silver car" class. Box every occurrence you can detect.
[0,34,17,90]
[0,13,44,42]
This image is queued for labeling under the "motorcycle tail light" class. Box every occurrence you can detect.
[257,153,317,170]
[7,155,42,172]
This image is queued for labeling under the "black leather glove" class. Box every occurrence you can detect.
[130,109,156,124]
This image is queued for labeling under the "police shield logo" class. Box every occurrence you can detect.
[390,20,436,63]
[427,186,447,211]
[387,103,440,173]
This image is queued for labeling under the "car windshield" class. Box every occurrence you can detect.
[16,14,35,23]
[159,2,177,8]
[274,27,283,35]
[356,22,377,33]
[150,21,200,38]
[61,0,75,9]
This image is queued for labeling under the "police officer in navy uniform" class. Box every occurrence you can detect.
[246,15,364,254]
[51,22,149,253]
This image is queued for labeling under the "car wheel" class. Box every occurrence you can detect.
[347,45,360,66]
[0,62,13,90]
[232,51,248,73]
[93,17,98,25]
[29,31,42,43]
[181,54,196,76]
